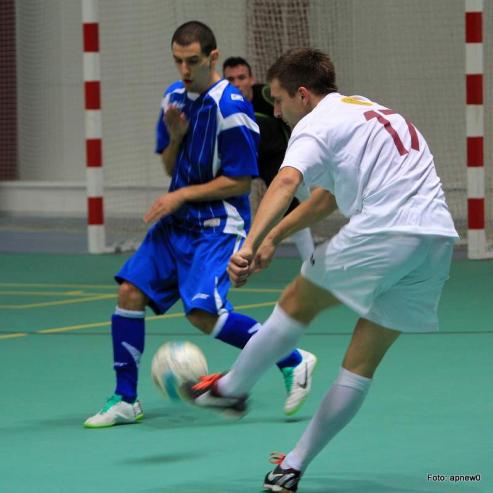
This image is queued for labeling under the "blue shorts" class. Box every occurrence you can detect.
[116,220,244,315]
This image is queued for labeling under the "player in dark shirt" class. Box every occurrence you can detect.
[223,56,314,260]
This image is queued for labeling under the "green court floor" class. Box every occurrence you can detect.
[0,253,491,493]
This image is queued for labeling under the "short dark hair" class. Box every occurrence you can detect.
[171,21,217,56]
[267,48,337,97]
[222,57,252,76]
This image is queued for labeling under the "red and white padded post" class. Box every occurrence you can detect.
[466,0,491,258]
[82,0,106,253]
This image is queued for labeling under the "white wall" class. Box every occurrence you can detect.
[11,0,247,216]
[6,0,492,240]
[17,0,85,181]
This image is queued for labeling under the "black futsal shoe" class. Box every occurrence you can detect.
[263,452,302,493]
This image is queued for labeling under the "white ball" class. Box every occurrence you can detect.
[151,341,208,401]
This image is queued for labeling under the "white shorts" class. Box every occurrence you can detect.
[301,229,455,332]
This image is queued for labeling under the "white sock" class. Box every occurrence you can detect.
[291,228,315,261]
[217,304,306,396]
[282,367,371,472]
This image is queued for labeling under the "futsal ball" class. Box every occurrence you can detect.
[151,341,208,401]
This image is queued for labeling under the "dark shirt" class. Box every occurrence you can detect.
[251,83,290,186]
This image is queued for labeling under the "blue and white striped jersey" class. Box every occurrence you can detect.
[155,79,259,236]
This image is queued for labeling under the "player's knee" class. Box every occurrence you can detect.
[279,277,319,323]
[118,282,146,310]
[278,287,311,325]
[279,281,300,308]
[186,310,217,334]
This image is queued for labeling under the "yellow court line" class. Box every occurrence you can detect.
[39,312,186,334]
[224,301,277,310]
[1,301,277,340]
[0,332,28,340]
[0,294,116,310]
[2,315,183,339]
[40,301,276,334]
[0,290,88,297]
[0,282,281,293]
[231,288,281,293]
[0,288,280,310]
[0,282,116,289]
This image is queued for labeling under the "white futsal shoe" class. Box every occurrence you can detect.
[84,394,144,428]
[281,349,317,416]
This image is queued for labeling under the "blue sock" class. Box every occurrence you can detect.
[213,312,302,369]
[112,308,145,403]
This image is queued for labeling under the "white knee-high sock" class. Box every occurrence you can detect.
[291,228,315,261]
[217,304,306,396]
[282,367,371,472]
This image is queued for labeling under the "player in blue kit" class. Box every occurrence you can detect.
[84,21,316,428]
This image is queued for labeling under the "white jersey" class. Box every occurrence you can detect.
[281,93,458,238]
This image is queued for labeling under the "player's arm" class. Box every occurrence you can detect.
[161,139,182,176]
[181,175,251,201]
[254,188,336,271]
[244,166,302,251]
[143,175,251,224]
[228,166,300,286]
[249,131,329,253]
[266,187,336,244]
[160,106,189,176]
[226,166,300,287]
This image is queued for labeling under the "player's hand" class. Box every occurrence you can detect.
[253,238,277,273]
[228,246,255,287]
[164,105,189,141]
[143,190,185,224]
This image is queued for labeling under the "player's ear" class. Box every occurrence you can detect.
[298,86,309,103]
[209,49,219,65]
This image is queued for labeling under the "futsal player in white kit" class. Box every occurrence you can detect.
[184,48,459,492]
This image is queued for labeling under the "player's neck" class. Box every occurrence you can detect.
[308,92,328,112]
[204,72,221,93]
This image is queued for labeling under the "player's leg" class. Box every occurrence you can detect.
[83,282,147,429]
[216,275,338,397]
[182,233,316,414]
[279,319,399,473]
[263,319,398,492]
[111,283,147,403]
[188,231,390,410]
[341,317,401,377]
[285,197,315,261]
[187,308,301,370]
[183,274,338,416]
[291,227,315,261]
[84,222,180,428]
[186,306,316,415]
[266,234,455,489]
